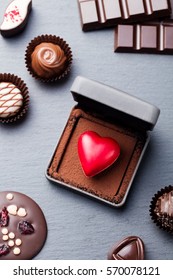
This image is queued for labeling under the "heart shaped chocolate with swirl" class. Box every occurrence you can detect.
[107,236,145,260]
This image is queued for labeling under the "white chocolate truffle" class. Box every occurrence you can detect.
[0,82,23,118]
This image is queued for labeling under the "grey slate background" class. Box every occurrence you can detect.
[0,0,173,260]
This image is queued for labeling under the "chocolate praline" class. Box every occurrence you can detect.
[0,82,23,118]
[150,186,173,233]
[31,42,67,79]
[0,73,29,124]
[107,236,145,260]
[25,35,72,82]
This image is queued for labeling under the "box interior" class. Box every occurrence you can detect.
[47,106,147,205]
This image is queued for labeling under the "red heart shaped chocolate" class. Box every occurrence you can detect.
[107,236,145,260]
[78,131,120,177]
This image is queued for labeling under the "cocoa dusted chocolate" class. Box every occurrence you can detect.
[46,76,160,207]
[78,0,171,31]
[107,236,145,260]
[0,191,47,259]
[0,0,32,37]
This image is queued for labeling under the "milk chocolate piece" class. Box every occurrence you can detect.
[114,20,173,54]
[78,0,171,31]
[31,42,67,79]
[25,35,73,82]
[150,186,173,233]
[0,191,47,260]
[107,236,145,260]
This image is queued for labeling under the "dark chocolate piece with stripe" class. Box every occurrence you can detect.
[78,0,171,31]
[114,20,173,54]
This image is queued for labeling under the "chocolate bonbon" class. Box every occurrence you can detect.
[78,131,120,177]
[114,20,173,54]
[31,42,67,79]
[78,0,171,31]
[0,82,23,118]
[0,191,47,259]
[0,73,29,124]
[150,186,173,233]
[47,76,160,207]
[0,0,32,37]
[107,236,145,260]
[25,35,72,82]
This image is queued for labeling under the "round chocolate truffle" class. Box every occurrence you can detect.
[0,82,23,118]
[150,186,173,233]
[0,73,29,124]
[25,35,72,82]
[31,42,67,79]
[0,191,47,259]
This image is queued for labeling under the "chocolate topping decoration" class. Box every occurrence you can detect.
[0,207,9,227]
[18,220,34,234]
[0,244,10,257]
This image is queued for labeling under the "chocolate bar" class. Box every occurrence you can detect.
[114,20,173,54]
[78,0,172,31]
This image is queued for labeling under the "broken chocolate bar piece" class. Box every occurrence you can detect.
[78,0,172,31]
[114,20,173,54]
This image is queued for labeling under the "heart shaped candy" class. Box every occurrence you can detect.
[78,131,120,177]
[107,236,145,260]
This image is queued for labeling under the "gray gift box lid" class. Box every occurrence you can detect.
[71,76,160,131]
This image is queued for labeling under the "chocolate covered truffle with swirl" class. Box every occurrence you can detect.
[31,42,67,79]
[25,35,73,82]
